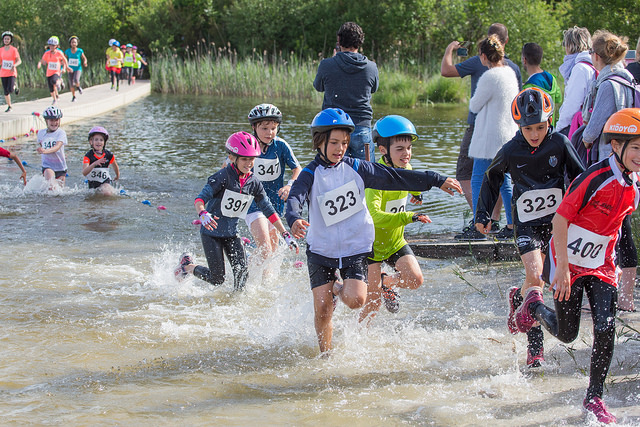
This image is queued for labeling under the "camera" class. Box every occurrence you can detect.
[456,41,471,57]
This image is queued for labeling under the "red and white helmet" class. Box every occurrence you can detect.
[225,131,261,157]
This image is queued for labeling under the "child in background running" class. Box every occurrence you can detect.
[0,145,27,185]
[246,103,301,260]
[359,115,431,322]
[64,36,87,102]
[82,126,120,195]
[37,36,69,104]
[122,44,134,85]
[36,106,67,186]
[175,131,298,291]
[286,108,462,354]
[106,40,123,90]
[514,108,640,424]
[475,88,584,368]
[131,46,147,84]
[1,30,21,112]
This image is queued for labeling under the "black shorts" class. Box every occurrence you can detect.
[307,255,368,289]
[42,168,67,178]
[367,244,414,268]
[88,178,112,189]
[455,125,474,181]
[47,74,60,92]
[515,223,552,256]
[1,76,15,96]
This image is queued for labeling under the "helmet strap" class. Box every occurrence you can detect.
[614,139,634,185]
[317,132,334,164]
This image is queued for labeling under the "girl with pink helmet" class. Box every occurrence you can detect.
[174,131,298,290]
[82,126,120,195]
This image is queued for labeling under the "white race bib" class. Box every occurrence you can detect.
[220,189,253,219]
[47,62,59,71]
[566,224,611,269]
[317,180,364,226]
[68,58,79,67]
[2,60,13,70]
[516,188,562,222]
[109,58,118,66]
[88,167,111,183]
[385,197,407,214]
[41,139,57,150]
[253,157,280,182]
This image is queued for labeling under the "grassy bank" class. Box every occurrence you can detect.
[150,48,469,108]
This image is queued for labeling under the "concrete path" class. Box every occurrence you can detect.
[0,81,151,140]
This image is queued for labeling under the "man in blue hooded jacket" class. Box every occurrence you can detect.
[313,22,379,161]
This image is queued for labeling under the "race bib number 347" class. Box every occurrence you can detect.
[566,224,611,269]
[317,180,364,226]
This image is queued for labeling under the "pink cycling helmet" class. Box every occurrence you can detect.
[88,126,109,143]
[225,131,261,157]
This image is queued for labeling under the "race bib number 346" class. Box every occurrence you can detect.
[317,180,364,226]
[566,224,611,269]
[220,189,253,219]
[516,188,562,222]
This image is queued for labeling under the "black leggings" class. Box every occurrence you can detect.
[531,276,617,401]
[194,234,248,291]
[617,215,637,268]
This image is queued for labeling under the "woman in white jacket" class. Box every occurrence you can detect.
[468,34,519,239]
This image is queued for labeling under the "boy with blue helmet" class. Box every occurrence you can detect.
[245,103,302,261]
[359,115,432,322]
[286,108,462,354]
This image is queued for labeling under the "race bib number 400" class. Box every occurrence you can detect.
[220,189,253,219]
[516,188,562,222]
[317,180,364,227]
[253,157,280,182]
[566,224,611,269]
[385,197,407,213]
[88,167,111,183]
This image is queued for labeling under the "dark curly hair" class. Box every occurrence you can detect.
[337,22,364,50]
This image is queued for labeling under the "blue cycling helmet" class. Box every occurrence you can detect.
[310,108,355,137]
[372,115,418,166]
[113,40,120,47]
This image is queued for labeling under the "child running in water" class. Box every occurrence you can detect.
[514,108,640,424]
[82,126,120,195]
[175,131,299,290]
[0,145,27,185]
[246,103,301,260]
[359,115,432,322]
[37,36,69,104]
[64,36,87,102]
[286,108,462,354]
[474,88,584,368]
[36,106,67,186]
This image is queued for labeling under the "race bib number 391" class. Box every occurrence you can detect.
[317,180,363,227]
[566,224,611,269]
[516,188,562,222]
[220,189,253,219]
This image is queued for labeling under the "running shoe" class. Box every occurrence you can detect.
[514,287,543,333]
[111,84,114,90]
[14,85,18,95]
[381,274,400,313]
[454,226,486,241]
[495,226,514,241]
[583,396,616,424]
[507,286,522,334]
[174,253,193,281]
[527,347,544,368]
[116,85,119,92]
[71,95,76,102]
[5,106,11,112]
[51,98,56,105]
[77,86,83,94]
[489,221,500,234]
[60,80,65,90]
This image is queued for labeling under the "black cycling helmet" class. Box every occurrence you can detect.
[511,87,554,126]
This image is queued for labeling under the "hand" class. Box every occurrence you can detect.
[412,214,431,224]
[439,177,463,195]
[94,157,108,166]
[551,263,572,301]
[278,185,291,201]
[198,210,218,231]
[37,147,45,154]
[446,41,461,53]
[20,171,27,186]
[410,194,423,205]
[282,231,299,254]
[475,221,491,234]
[583,139,593,149]
[291,219,309,239]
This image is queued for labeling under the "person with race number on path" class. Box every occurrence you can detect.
[285,108,462,355]
[1,30,21,112]
[358,115,431,322]
[245,103,301,261]
[174,131,299,291]
[514,108,640,424]
[82,126,120,195]
[475,88,584,368]
[36,106,67,187]
[37,36,69,104]
[131,46,147,84]
[64,36,87,102]
[106,40,123,91]
[122,44,135,85]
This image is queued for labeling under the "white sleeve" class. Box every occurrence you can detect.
[469,72,493,114]
[557,64,593,130]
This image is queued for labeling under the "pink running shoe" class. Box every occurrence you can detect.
[514,287,543,333]
[527,347,544,368]
[507,286,521,334]
[584,396,616,424]
[174,253,193,281]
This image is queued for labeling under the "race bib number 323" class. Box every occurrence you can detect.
[317,180,363,226]
[516,188,562,222]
